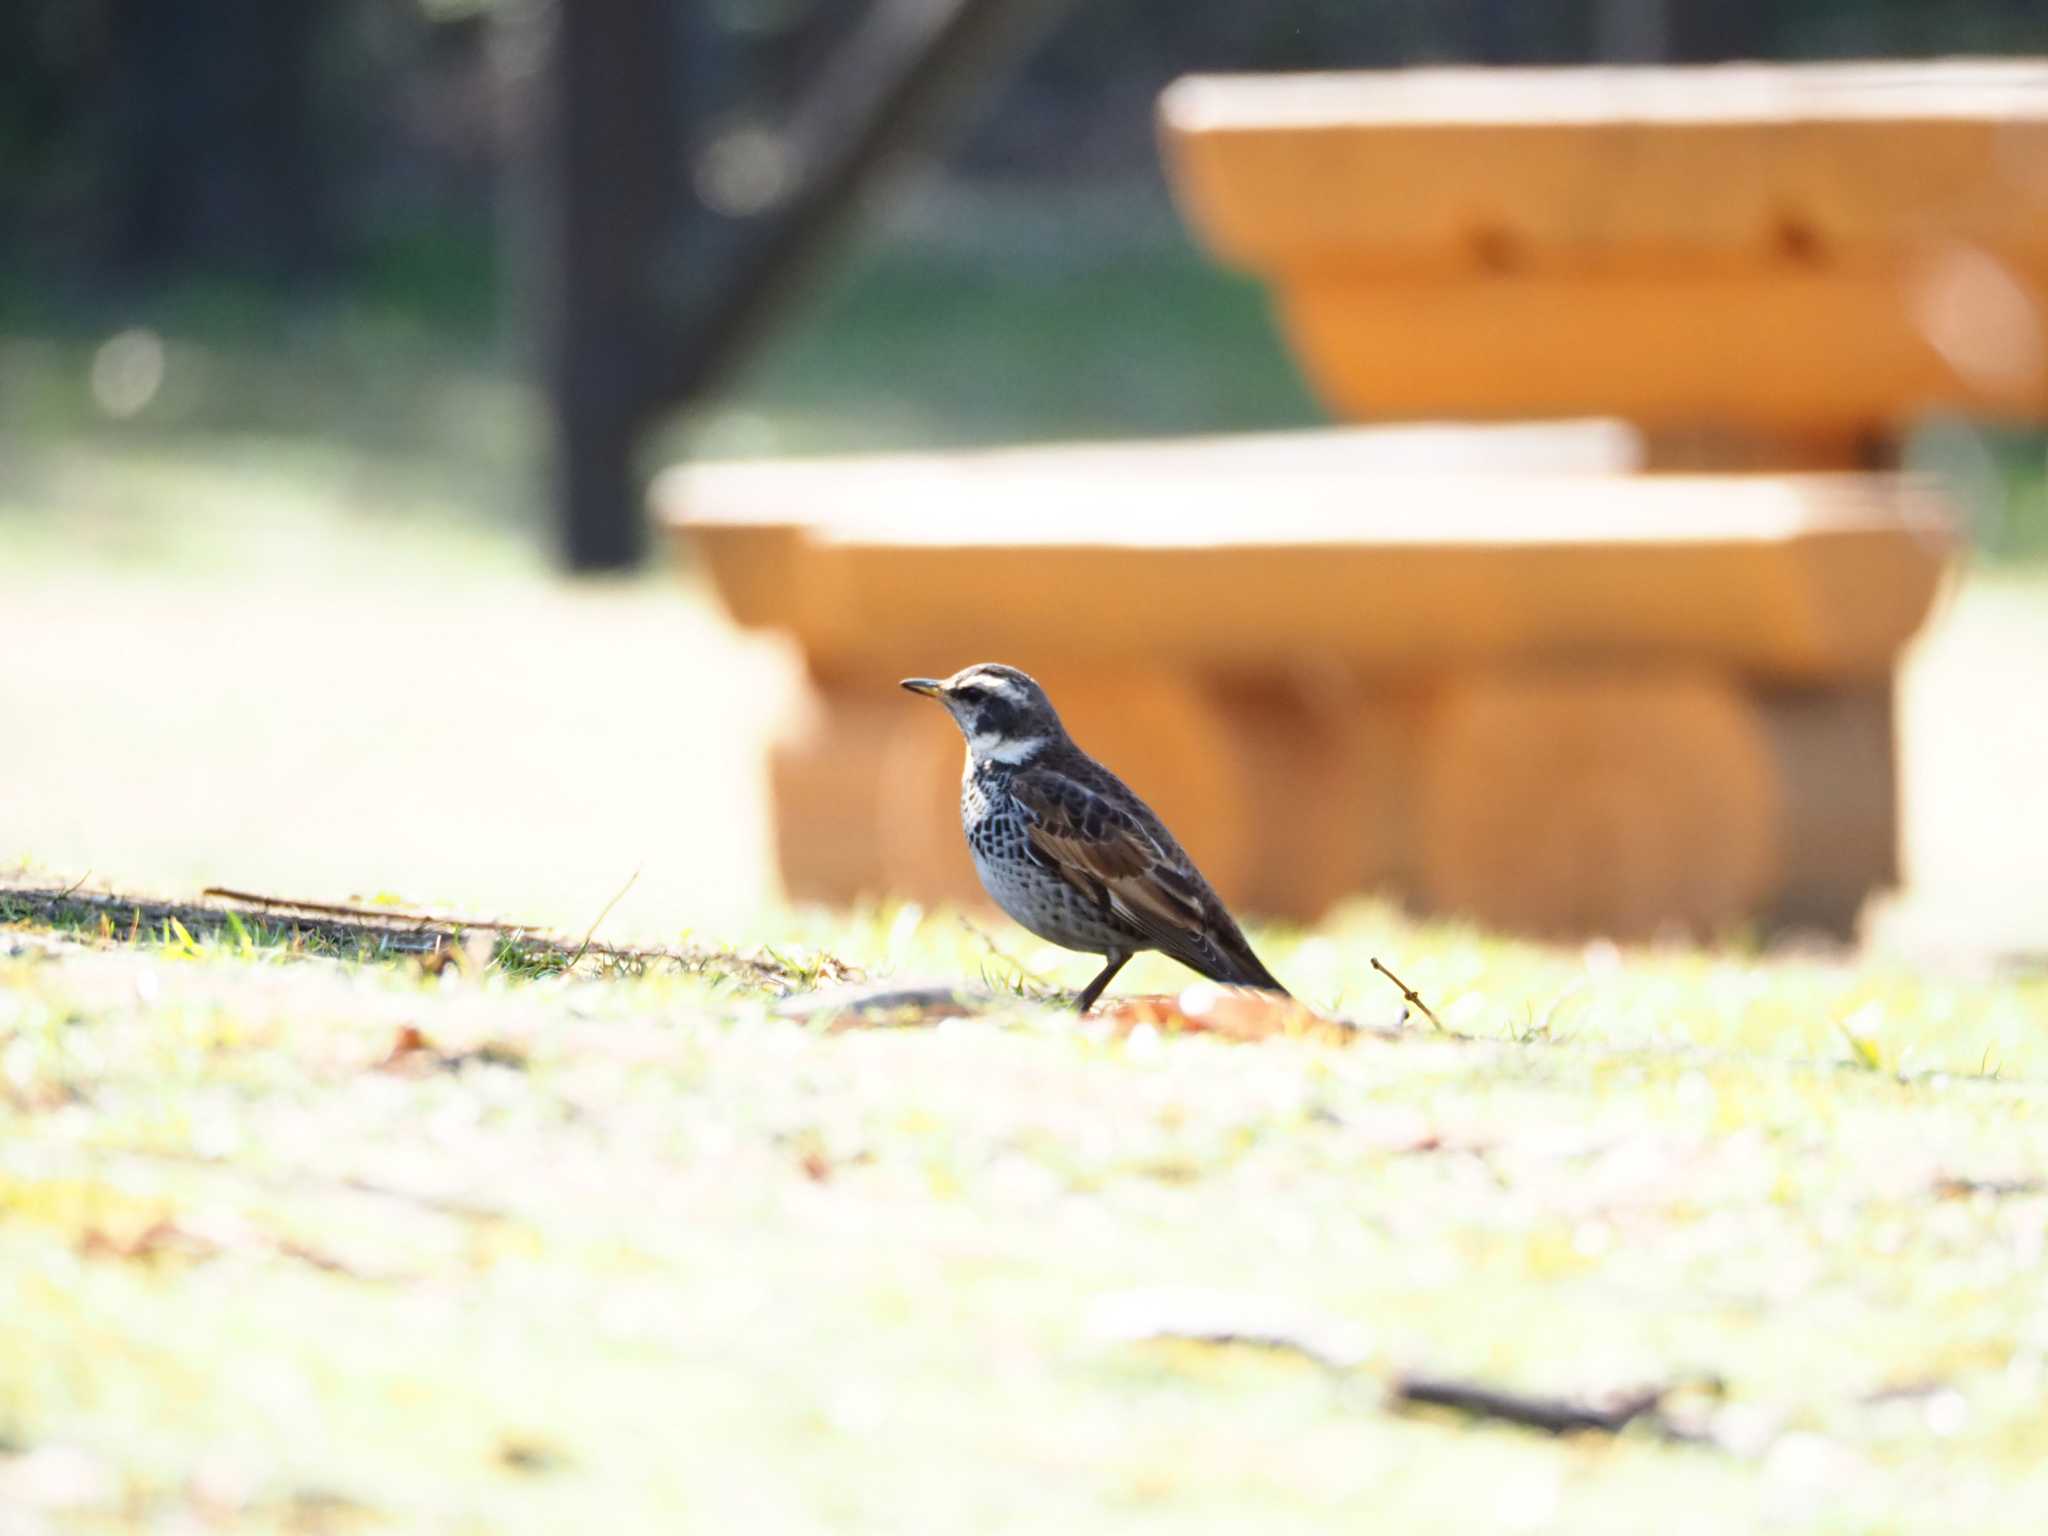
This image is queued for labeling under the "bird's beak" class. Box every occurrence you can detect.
[900,677,944,698]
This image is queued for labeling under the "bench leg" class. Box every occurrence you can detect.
[1413,668,1782,940]
[1205,669,1427,921]
[1756,683,1898,939]
[768,682,901,905]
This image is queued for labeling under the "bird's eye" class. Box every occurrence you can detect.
[951,685,986,704]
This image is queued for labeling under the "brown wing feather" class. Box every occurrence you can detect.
[1009,761,1288,994]
[1009,766,1211,955]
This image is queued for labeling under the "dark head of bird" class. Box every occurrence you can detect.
[900,664,1066,765]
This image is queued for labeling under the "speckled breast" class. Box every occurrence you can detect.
[960,761,1132,955]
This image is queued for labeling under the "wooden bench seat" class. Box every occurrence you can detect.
[660,426,1952,936]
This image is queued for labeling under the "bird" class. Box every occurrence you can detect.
[899,663,1288,1012]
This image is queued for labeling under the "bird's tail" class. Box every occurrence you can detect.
[1232,950,1290,997]
[1196,923,1289,997]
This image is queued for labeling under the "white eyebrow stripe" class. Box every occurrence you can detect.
[960,670,1024,701]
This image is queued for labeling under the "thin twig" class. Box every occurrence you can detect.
[565,868,641,971]
[201,887,533,933]
[1370,957,1446,1033]
[57,869,94,900]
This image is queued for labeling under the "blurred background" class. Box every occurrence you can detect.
[3,0,2046,957]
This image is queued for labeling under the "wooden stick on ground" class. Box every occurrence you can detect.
[1370,957,1447,1033]
[200,887,535,933]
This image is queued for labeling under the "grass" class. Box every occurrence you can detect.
[7,874,2048,1532]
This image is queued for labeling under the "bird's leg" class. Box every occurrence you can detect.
[1074,951,1130,1014]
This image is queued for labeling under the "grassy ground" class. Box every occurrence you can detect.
[5,880,2048,1533]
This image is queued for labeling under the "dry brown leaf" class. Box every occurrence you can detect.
[79,1218,221,1265]
[372,1023,524,1076]
[790,1128,835,1183]
[1094,984,1360,1045]
[375,1024,435,1073]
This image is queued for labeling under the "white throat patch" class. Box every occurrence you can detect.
[969,732,1046,766]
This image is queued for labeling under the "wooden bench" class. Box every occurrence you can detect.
[659,61,2042,937]
[660,429,1949,936]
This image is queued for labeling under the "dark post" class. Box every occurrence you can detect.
[539,0,676,571]
[532,0,1069,571]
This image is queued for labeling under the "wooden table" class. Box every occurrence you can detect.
[1161,62,2048,464]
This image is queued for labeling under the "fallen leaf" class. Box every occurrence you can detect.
[417,930,496,979]
[79,1218,220,1266]
[790,1127,834,1183]
[376,1025,434,1072]
[1094,984,1361,1045]
[1932,1173,2045,1200]
[497,1435,570,1474]
[374,1024,524,1075]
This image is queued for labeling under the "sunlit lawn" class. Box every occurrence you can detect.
[6,884,2048,1533]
